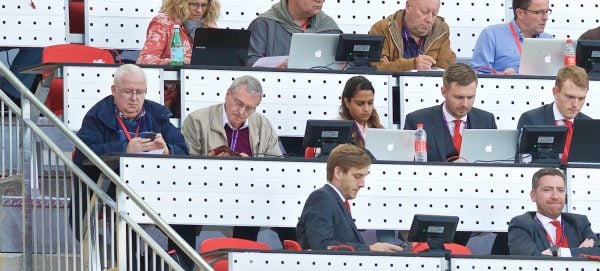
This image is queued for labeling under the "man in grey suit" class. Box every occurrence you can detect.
[516,66,590,163]
[296,144,404,252]
[404,63,497,162]
[508,168,600,256]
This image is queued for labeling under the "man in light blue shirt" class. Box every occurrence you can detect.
[471,0,553,75]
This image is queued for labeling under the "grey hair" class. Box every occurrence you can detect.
[113,64,147,85]
[227,75,263,98]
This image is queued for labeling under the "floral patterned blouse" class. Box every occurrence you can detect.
[137,13,193,65]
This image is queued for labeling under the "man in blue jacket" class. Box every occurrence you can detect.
[72,64,194,269]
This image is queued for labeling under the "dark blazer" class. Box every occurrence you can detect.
[403,104,497,162]
[516,103,591,131]
[508,211,600,256]
[296,184,369,251]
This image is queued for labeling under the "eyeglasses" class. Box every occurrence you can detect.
[119,89,146,98]
[230,97,256,114]
[522,8,552,17]
[188,2,208,9]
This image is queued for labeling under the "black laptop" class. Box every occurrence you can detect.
[568,119,600,164]
[190,28,251,66]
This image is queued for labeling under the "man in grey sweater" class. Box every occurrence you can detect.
[246,0,342,67]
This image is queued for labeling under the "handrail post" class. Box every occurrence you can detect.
[21,96,33,271]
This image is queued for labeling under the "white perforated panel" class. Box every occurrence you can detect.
[566,167,600,231]
[63,66,163,130]
[399,75,558,129]
[118,156,540,231]
[181,69,392,136]
[229,251,445,271]
[87,0,161,49]
[545,1,600,39]
[452,257,600,270]
[0,0,67,47]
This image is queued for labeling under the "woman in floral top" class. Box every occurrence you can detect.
[137,0,220,65]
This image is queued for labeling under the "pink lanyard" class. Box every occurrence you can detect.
[509,21,523,55]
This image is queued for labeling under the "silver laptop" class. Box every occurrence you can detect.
[520,38,572,76]
[460,129,519,163]
[288,33,345,70]
[365,129,415,161]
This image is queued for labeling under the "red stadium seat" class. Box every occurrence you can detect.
[283,239,302,251]
[412,242,472,255]
[200,237,271,271]
[42,44,114,116]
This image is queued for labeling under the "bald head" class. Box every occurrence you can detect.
[404,0,441,38]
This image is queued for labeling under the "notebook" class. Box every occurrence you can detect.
[279,136,305,157]
[519,38,571,76]
[365,129,415,162]
[459,129,519,163]
[287,33,345,70]
[190,28,251,66]
[568,119,600,164]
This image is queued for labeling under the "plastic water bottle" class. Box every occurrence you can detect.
[414,123,427,162]
[170,25,184,66]
[564,39,576,66]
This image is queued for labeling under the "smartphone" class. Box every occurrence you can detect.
[211,145,241,156]
[139,132,157,141]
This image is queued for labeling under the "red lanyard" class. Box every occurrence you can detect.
[116,115,141,141]
[509,21,523,55]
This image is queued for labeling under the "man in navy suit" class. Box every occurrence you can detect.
[508,168,600,256]
[517,66,590,163]
[296,144,404,252]
[404,63,497,162]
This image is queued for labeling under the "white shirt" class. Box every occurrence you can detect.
[327,183,347,202]
[442,103,467,137]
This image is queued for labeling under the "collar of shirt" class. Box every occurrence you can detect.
[552,102,573,124]
[117,108,146,122]
[222,103,249,130]
[536,212,562,243]
[327,183,347,202]
[442,103,467,136]
[401,18,424,58]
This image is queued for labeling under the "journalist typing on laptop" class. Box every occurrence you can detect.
[246,0,341,68]
[471,0,553,75]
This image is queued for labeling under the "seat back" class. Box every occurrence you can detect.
[283,240,302,251]
[200,237,271,271]
[412,242,472,255]
[69,1,84,34]
[42,44,115,115]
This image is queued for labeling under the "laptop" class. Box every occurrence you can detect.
[279,136,305,157]
[288,33,345,70]
[459,129,519,163]
[568,119,600,164]
[365,129,415,161]
[520,38,571,76]
[190,28,251,66]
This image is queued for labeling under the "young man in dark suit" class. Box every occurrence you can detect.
[296,144,404,252]
[516,66,590,163]
[403,63,497,162]
[508,168,600,256]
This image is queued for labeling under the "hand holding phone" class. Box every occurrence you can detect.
[139,132,157,141]
[210,145,241,156]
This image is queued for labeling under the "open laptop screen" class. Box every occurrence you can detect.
[190,28,251,66]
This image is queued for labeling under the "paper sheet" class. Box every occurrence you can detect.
[252,56,288,68]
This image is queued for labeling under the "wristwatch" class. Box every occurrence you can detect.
[550,246,558,257]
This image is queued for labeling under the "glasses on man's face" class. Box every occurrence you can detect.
[188,2,208,10]
[522,8,552,17]
[231,97,256,114]
[120,89,146,98]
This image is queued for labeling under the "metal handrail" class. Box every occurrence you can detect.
[0,61,214,271]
